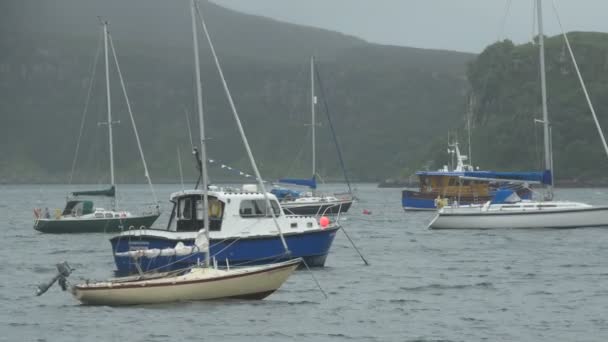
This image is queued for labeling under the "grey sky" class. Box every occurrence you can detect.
[212,1,608,53]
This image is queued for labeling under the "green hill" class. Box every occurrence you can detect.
[448,33,608,184]
[0,0,473,184]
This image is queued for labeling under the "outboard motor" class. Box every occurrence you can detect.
[35,262,74,296]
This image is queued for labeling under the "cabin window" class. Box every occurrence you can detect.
[239,199,281,218]
[291,222,298,228]
[95,213,104,218]
[179,198,192,220]
[307,222,313,228]
[105,213,113,218]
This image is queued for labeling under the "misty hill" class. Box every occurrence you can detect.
[0,0,473,184]
[431,33,608,184]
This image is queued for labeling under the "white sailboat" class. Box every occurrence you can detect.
[429,0,608,229]
[276,56,354,215]
[68,0,300,304]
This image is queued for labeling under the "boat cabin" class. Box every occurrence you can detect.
[62,200,95,217]
[417,172,491,198]
[166,189,283,233]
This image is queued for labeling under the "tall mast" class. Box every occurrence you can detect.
[103,21,116,208]
[467,95,473,168]
[311,56,316,179]
[191,0,210,267]
[537,0,553,199]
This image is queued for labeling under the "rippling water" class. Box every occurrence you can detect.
[2,184,608,341]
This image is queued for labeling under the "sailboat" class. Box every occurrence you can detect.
[33,21,160,233]
[110,24,340,277]
[72,229,301,305]
[273,56,354,216]
[429,0,608,229]
[60,0,301,305]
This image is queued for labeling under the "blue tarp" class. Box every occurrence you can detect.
[278,176,317,189]
[270,188,302,200]
[416,170,552,185]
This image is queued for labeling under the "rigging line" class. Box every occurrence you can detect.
[531,0,538,43]
[194,1,289,253]
[283,62,311,177]
[69,28,103,186]
[108,33,160,207]
[551,0,608,161]
[314,62,353,195]
[339,225,369,266]
[285,128,312,178]
[178,147,185,191]
[300,258,328,299]
[498,0,513,42]
[184,107,195,148]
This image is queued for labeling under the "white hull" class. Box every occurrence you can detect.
[429,201,608,229]
[72,259,300,305]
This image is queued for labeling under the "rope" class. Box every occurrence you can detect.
[107,33,159,207]
[68,29,103,185]
[194,0,289,253]
[550,0,608,161]
[314,62,354,195]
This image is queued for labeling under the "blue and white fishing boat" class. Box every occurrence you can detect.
[111,187,338,274]
[109,3,340,275]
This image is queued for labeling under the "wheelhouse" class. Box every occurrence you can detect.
[165,189,284,233]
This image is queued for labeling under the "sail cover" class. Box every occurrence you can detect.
[278,177,317,189]
[463,171,552,185]
[115,229,209,259]
[72,186,115,197]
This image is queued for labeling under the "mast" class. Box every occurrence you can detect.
[311,56,316,180]
[103,21,116,209]
[467,95,473,168]
[191,0,210,267]
[194,2,289,253]
[537,0,554,199]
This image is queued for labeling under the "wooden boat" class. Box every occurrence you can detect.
[402,140,533,211]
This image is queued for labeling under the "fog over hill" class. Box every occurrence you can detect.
[0,0,473,184]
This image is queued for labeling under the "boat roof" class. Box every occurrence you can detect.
[169,188,279,202]
[416,170,550,184]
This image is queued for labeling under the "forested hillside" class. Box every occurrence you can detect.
[0,0,473,184]
[440,33,608,184]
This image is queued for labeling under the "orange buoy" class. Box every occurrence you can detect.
[319,216,330,228]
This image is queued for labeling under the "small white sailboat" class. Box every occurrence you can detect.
[275,56,354,215]
[57,0,301,305]
[429,0,608,229]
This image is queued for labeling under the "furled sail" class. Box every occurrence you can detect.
[72,186,116,197]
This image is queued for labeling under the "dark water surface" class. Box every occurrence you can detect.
[2,184,608,341]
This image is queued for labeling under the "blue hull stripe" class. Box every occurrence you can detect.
[111,227,338,274]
